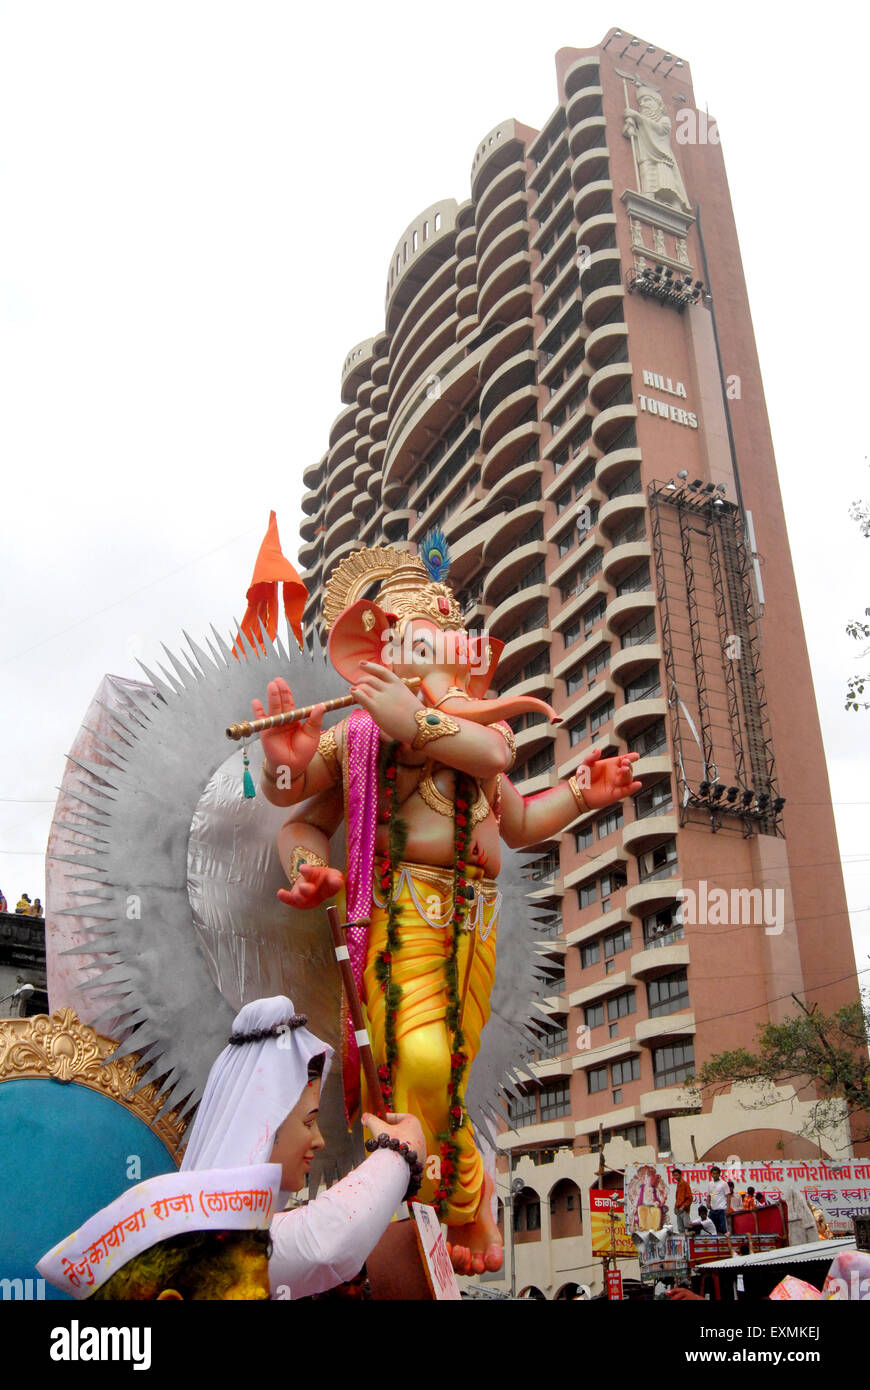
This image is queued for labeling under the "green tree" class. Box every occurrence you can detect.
[692,995,870,1144]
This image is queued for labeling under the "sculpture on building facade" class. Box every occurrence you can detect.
[255,540,642,1273]
[623,84,692,214]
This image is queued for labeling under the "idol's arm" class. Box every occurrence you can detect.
[499,751,642,850]
[276,785,345,910]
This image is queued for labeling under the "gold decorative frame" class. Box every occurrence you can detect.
[0,1008,187,1160]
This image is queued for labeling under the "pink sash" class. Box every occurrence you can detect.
[342,708,381,1122]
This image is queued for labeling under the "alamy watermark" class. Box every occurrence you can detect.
[677,881,784,936]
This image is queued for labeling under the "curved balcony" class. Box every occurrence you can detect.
[596,446,642,495]
[528,163,571,226]
[557,678,618,730]
[498,627,551,684]
[353,434,372,468]
[478,278,533,339]
[328,448,358,496]
[456,253,477,289]
[477,221,530,292]
[564,55,601,100]
[370,382,389,414]
[480,317,536,380]
[477,185,529,263]
[383,508,413,543]
[498,671,555,704]
[563,843,627,892]
[480,381,539,454]
[622,812,679,856]
[513,718,556,762]
[626,875,683,918]
[302,458,325,490]
[297,536,321,571]
[582,284,625,333]
[635,1012,696,1048]
[579,246,622,297]
[455,220,477,260]
[486,455,542,513]
[456,312,480,343]
[536,225,576,291]
[571,146,610,192]
[301,486,324,518]
[602,539,651,587]
[455,280,477,319]
[480,349,537,419]
[549,532,600,591]
[368,437,386,472]
[610,643,662,688]
[323,508,357,555]
[588,362,632,413]
[476,158,527,230]
[573,178,614,227]
[576,213,618,262]
[631,755,672,787]
[323,481,356,532]
[480,417,541,488]
[352,487,373,521]
[481,501,544,566]
[613,696,667,740]
[483,540,547,607]
[299,511,320,543]
[536,259,580,323]
[488,582,551,641]
[592,401,637,454]
[341,337,376,405]
[371,355,390,388]
[321,535,359,581]
[552,576,608,637]
[390,255,456,364]
[630,941,689,982]
[478,248,532,323]
[354,403,374,438]
[383,341,484,495]
[568,114,607,160]
[388,301,457,420]
[329,406,356,450]
[385,199,458,333]
[367,468,383,504]
[566,85,604,135]
[598,491,645,539]
[639,1086,697,1119]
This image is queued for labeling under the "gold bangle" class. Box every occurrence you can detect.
[410,707,460,750]
[493,721,517,769]
[568,774,589,814]
[288,845,329,885]
[316,727,340,785]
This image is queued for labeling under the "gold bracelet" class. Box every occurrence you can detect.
[288,845,329,885]
[410,707,460,750]
[568,774,590,814]
[316,727,340,785]
[492,721,517,769]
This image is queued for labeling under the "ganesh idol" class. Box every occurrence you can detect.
[254,537,642,1275]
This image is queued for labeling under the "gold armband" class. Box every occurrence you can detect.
[316,726,340,785]
[410,707,460,750]
[568,774,590,815]
[288,845,329,885]
[493,721,517,769]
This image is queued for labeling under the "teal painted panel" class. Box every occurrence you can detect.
[0,1078,175,1300]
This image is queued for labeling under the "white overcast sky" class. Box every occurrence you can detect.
[1,2,868,977]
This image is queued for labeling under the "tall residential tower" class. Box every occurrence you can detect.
[297,29,858,1291]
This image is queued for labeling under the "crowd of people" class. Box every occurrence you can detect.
[0,891,43,917]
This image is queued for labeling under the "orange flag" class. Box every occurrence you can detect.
[235,511,308,655]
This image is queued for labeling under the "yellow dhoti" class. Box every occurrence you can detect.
[362,858,500,1227]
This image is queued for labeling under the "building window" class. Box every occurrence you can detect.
[624,669,662,703]
[629,719,668,758]
[588,1066,608,1094]
[621,611,657,648]
[540,1080,571,1122]
[589,697,614,732]
[635,779,674,820]
[647,969,690,1018]
[563,620,581,647]
[611,1055,641,1087]
[638,839,679,883]
[597,805,624,839]
[653,1042,695,1089]
[607,990,636,1022]
[603,924,631,959]
[586,645,609,679]
[656,1116,672,1152]
[616,564,651,597]
[569,720,587,747]
[565,663,585,697]
[584,597,606,631]
[643,907,684,949]
[599,870,627,900]
[574,825,594,852]
[508,1090,538,1127]
[577,882,597,910]
[585,1002,604,1028]
[580,941,601,970]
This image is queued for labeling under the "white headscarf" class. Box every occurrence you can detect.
[180,996,333,1172]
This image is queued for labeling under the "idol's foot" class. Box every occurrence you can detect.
[447,1172,504,1276]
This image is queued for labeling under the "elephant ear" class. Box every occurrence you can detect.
[327,601,395,686]
[466,635,504,698]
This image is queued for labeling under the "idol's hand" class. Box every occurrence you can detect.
[277,863,344,911]
[350,662,420,743]
[252,678,324,779]
[582,751,643,810]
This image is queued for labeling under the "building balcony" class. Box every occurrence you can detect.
[598,490,645,538]
[455,219,477,260]
[368,438,386,471]
[302,459,325,490]
[573,178,614,228]
[536,258,579,322]
[329,449,359,495]
[513,718,556,762]
[455,281,477,319]
[483,540,548,607]
[486,455,542,513]
[566,83,603,132]
[630,943,690,981]
[488,582,551,641]
[456,252,477,290]
[329,405,357,450]
[323,481,356,532]
[563,843,627,894]
[622,813,678,860]
[610,643,662,687]
[478,279,533,338]
[497,1118,574,1153]
[301,487,324,518]
[557,678,618,730]
[323,508,357,556]
[565,904,633,949]
[388,306,458,421]
[479,317,536,382]
[548,529,599,591]
[383,508,413,543]
[568,114,607,160]
[564,55,601,100]
[631,754,672,786]
[352,487,373,521]
[527,1054,573,1082]
[626,879,684,918]
[475,157,527,229]
[480,350,537,423]
[478,249,532,322]
[588,361,632,411]
[552,627,610,681]
[570,145,610,192]
[595,445,641,494]
[297,537,321,572]
[583,284,626,334]
[602,540,651,586]
[635,1011,696,1047]
[605,591,655,638]
[568,971,629,1010]
[639,1087,697,1119]
[570,1033,640,1073]
[535,222,576,290]
[613,696,667,740]
[477,221,531,292]
[480,419,542,488]
[498,627,551,680]
[476,183,528,260]
[552,578,608,637]
[382,342,483,494]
